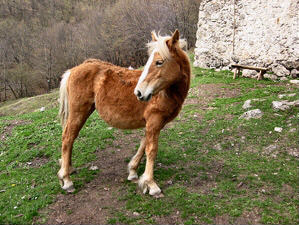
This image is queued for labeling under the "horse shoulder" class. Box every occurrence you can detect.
[144,91,179,122]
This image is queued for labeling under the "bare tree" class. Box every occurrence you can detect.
[0,0,200,101]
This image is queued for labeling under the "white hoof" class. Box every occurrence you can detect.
[149,185,161,196]
[127,171,138,181]
[62,180,75,193]
[58,177,75,193]
[57,169,75,193]
[138,174,161,196]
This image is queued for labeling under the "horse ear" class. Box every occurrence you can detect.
[151,31,158,42]
[172,29,180,43]
[167,29,180,51]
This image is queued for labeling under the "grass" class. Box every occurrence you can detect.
[0,110,114,224]
[0,54,298,224]
[0,90,59,117]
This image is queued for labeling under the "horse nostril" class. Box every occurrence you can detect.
[136,90,142,97]
[146,93,152,101]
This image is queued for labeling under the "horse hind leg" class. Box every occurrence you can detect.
[57,104,95,192]
[128,137,146,181]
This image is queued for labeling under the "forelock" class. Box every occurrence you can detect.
[146,31,187,60]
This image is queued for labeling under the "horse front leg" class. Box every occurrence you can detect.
[138,117,163,196]
[58,158,76,175]
[128,137,146,181]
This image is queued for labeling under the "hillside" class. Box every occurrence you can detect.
[0,90,59,117]
[0,58,298,224]
[0,0,200,102]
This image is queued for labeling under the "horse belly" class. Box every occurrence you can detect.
[98,105,146,129]
[95,86,146,130]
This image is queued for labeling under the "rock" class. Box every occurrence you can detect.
[290,80,299,84]
[290,100,299,107]
[272,64,290,77]
[282,61,299,70]
[242,70,257,78]
[133,212,140,216]
[214,143,223,151]
[128,66,134,70]
[264,74,278,80]
[272,100,299,110]
[289,128,296,133]
[40,107,45,112]
[278,93,296,99]
[289,149,299,157]
[264,144,277,154]
[239,109,263,120]
[290,69,299,78]
[89,165,99,171]
[280,77,288,81]
[237,182,243,188]
[242,99,252,109]
[15,214,23,218]
[272,101,288,110]
[274,127,282,132]
[167,180,173,185]
[252,98,266,102]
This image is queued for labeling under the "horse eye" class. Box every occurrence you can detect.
[155,60,164,67]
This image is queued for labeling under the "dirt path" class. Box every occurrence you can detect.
[37,130,142,224]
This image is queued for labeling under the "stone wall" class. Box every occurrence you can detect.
[194,0,299,79]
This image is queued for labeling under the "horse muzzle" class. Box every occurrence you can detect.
[135,90,152,102]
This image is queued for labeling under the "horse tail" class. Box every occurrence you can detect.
[59,70,71,128]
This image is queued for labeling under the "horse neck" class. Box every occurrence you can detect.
[172,51,191,103]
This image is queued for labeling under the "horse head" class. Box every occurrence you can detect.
[134,30,187,101]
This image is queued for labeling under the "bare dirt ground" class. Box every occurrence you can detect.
[37,126,189,225]
[37,130,142,224]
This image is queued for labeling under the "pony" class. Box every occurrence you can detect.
[58,30,191,195]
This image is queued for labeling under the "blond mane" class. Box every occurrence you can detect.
[147,31,187,60]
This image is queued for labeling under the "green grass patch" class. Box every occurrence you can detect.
[0,110,114,224]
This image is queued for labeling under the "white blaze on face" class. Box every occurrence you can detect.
[134,49,157,96]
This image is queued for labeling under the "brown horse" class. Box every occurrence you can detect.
[58,30,191,195]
